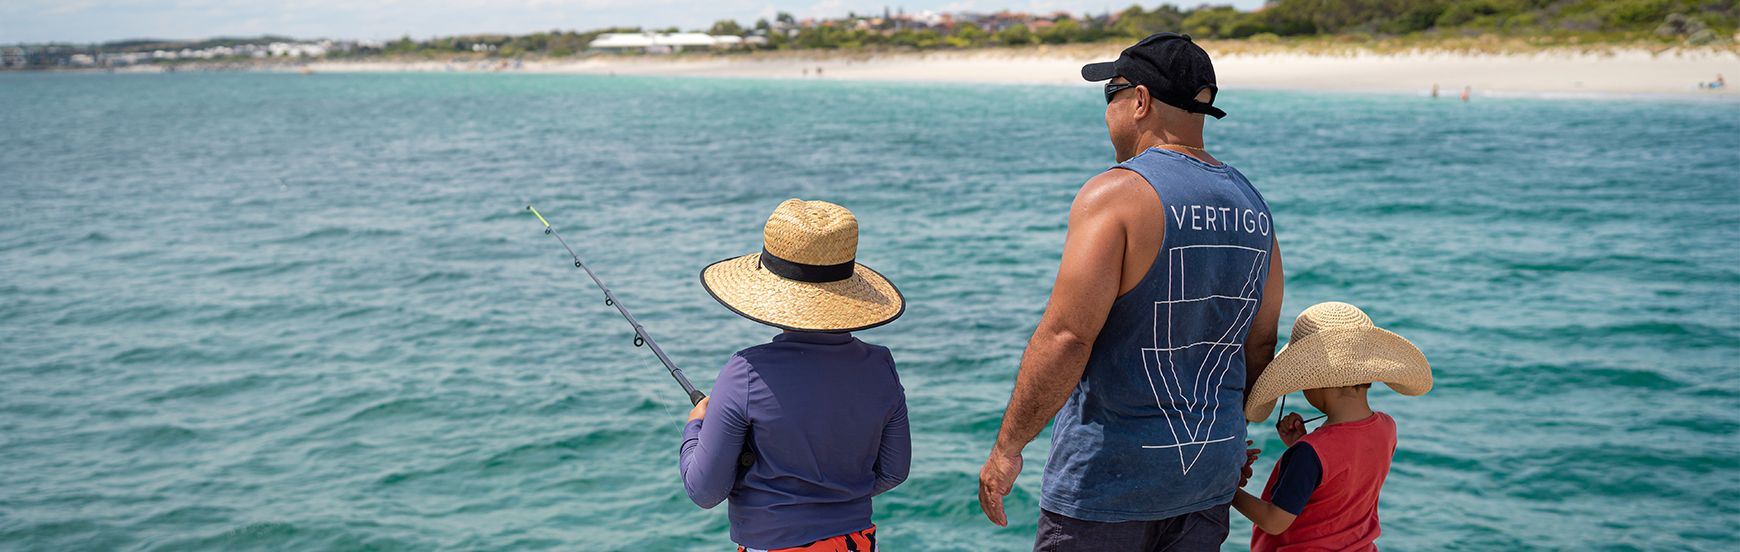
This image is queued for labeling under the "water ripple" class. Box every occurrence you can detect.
[0,72,1734,552]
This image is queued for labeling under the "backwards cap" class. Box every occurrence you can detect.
[1082,33,1226,119]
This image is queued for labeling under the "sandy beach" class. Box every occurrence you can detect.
[287,44,1740,98]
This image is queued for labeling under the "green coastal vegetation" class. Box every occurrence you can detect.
[421,0,1739,56]
[4,0,1736,70]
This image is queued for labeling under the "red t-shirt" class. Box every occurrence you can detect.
[1252,412,1397,552]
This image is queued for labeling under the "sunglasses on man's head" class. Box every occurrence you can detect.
[1104,82,1139,103]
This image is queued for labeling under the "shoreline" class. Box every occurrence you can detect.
[295,45,1740,99]
[25,45,1740,99]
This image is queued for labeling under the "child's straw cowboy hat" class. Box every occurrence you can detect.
[701,199,904,332]
[1245,302,1432,422]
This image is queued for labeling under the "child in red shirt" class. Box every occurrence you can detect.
[1233,302,1433,551]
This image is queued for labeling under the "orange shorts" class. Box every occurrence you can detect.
[736,525,876,552]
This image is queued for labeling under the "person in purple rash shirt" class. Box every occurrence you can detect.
[683,199,910,552]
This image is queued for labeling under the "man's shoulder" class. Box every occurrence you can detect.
[1076,167,1159,209]
[1086,166,1150,189]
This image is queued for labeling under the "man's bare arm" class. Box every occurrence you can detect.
[995,174,1133,453]
[1244,236,1284,396]
[978,171,1146,526]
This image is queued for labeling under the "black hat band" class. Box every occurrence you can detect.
[759,248,856,283]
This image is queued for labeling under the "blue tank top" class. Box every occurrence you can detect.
[1040,148,1275,522]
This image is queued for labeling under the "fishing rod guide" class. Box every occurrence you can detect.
[528,205,706,406]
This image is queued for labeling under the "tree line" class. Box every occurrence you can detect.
[51,0,1736,61]
[446,0,1736,55]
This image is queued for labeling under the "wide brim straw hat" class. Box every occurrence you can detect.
[701,199,905,332]
[1244,302,1432,423]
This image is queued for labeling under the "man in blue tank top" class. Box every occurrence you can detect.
[977,33,1287,551]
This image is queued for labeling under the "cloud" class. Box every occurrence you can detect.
[807,0,845,14]
[754,3,780,22]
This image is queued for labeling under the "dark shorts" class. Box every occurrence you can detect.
[1034,504,1230,552]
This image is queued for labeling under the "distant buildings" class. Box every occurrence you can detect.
[2,48,27,68]
[588,33,744,53]
[0,39,392,69]
[0,6,1142,70]
[1,46,105,68]
[267,42,328,57]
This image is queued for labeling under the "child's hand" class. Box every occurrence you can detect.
[1240,440,1261,487]
[687,396,709,422]
[1277,412,1307,447]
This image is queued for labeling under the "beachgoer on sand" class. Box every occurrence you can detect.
[1234,302,1433,552]
[680,199,910,552]
[977,32,1285,552]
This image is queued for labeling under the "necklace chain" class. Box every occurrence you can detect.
[1153,143,1206,152]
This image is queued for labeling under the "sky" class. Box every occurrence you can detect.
[0,0,1268,44]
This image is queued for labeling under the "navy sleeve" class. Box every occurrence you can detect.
[678,354,752,509]
[870,354,911,498]
[1269,442,1322,516]
[870,393,910,496]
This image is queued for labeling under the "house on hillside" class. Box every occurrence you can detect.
[588,33,743,53]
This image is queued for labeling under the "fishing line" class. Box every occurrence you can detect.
[527,205,706,406]
[636,350,684,432]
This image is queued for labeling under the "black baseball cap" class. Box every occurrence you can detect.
[1082,33,1226,119]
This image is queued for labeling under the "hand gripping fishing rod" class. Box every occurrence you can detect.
[528,206,706,406]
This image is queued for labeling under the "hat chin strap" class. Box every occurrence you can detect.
[1277,394,1326,424]
[759,247,855,283]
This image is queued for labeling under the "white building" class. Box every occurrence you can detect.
[267,42,329,57]
[588,33,743,53]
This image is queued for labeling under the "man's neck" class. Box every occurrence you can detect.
[1138,133,1219,166]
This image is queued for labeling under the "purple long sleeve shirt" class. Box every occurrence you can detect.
[679,332,910,550]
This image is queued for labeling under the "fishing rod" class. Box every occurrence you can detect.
[528,205,706,406]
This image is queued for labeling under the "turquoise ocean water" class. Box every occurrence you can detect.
[1,72,1736,551]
